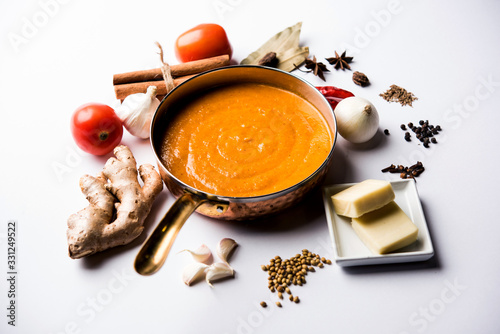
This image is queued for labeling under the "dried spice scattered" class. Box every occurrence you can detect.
[404,132,411,142]
[326,50,353,70]
[380,84,418,107]
[352,71,370,87]
[402,120,442,148]
[261,249,331,307]
[258,52,279,68]
[381,161,425,179]
[294,56,329,81]
[241,22,309,72]
[384,129,390,135]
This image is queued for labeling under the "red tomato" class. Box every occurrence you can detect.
[175,23,232,62]
[71,103,123,156]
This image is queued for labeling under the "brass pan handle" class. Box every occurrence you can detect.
[134,192,208,276]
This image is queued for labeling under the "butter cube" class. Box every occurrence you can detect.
[331,179,395,218]
[351,201,418,254]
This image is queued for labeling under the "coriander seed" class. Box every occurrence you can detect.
[260,250,332,307]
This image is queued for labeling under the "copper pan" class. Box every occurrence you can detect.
[134,66,337,275]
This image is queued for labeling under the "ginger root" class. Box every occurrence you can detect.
[67,145,163,259]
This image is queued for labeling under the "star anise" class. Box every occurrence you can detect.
[326,51,353,70]
[293,56,329,81]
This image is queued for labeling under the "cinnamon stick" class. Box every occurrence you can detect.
[114,75,195,100]
[113,54,230,85]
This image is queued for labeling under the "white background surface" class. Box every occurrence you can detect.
[1,0,500,333]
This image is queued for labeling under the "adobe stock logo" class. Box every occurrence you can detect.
[340,0,403,54]
[47,268,136,334]
[212,0,245,20]
[400,278,467,334]
[443,74,500,130]
[8,0,72,53]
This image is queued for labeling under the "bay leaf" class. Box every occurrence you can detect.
[240,22,309,72]
[276,46,309,72]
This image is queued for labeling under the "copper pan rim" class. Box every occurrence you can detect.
[135,65,337,275]
[150,65,337,205]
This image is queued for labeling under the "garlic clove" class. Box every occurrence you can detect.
[179,244,213,264]
[216,238,238,265]
[182,262,209,286]
[205,262,234,287]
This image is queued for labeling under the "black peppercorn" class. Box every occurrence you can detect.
[402,120,442,148]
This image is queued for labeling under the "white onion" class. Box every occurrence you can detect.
[334,96,379,143]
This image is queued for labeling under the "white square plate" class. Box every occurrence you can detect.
[322,179,434,266]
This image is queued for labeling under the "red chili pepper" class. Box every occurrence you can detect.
[316,86,354,110]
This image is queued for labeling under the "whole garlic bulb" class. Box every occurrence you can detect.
[115,86,160,139]
[334,96,379,144]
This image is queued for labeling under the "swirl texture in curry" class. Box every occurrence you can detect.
[161,83,332,197]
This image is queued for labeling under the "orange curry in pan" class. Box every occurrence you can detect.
[160,83,333,197]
